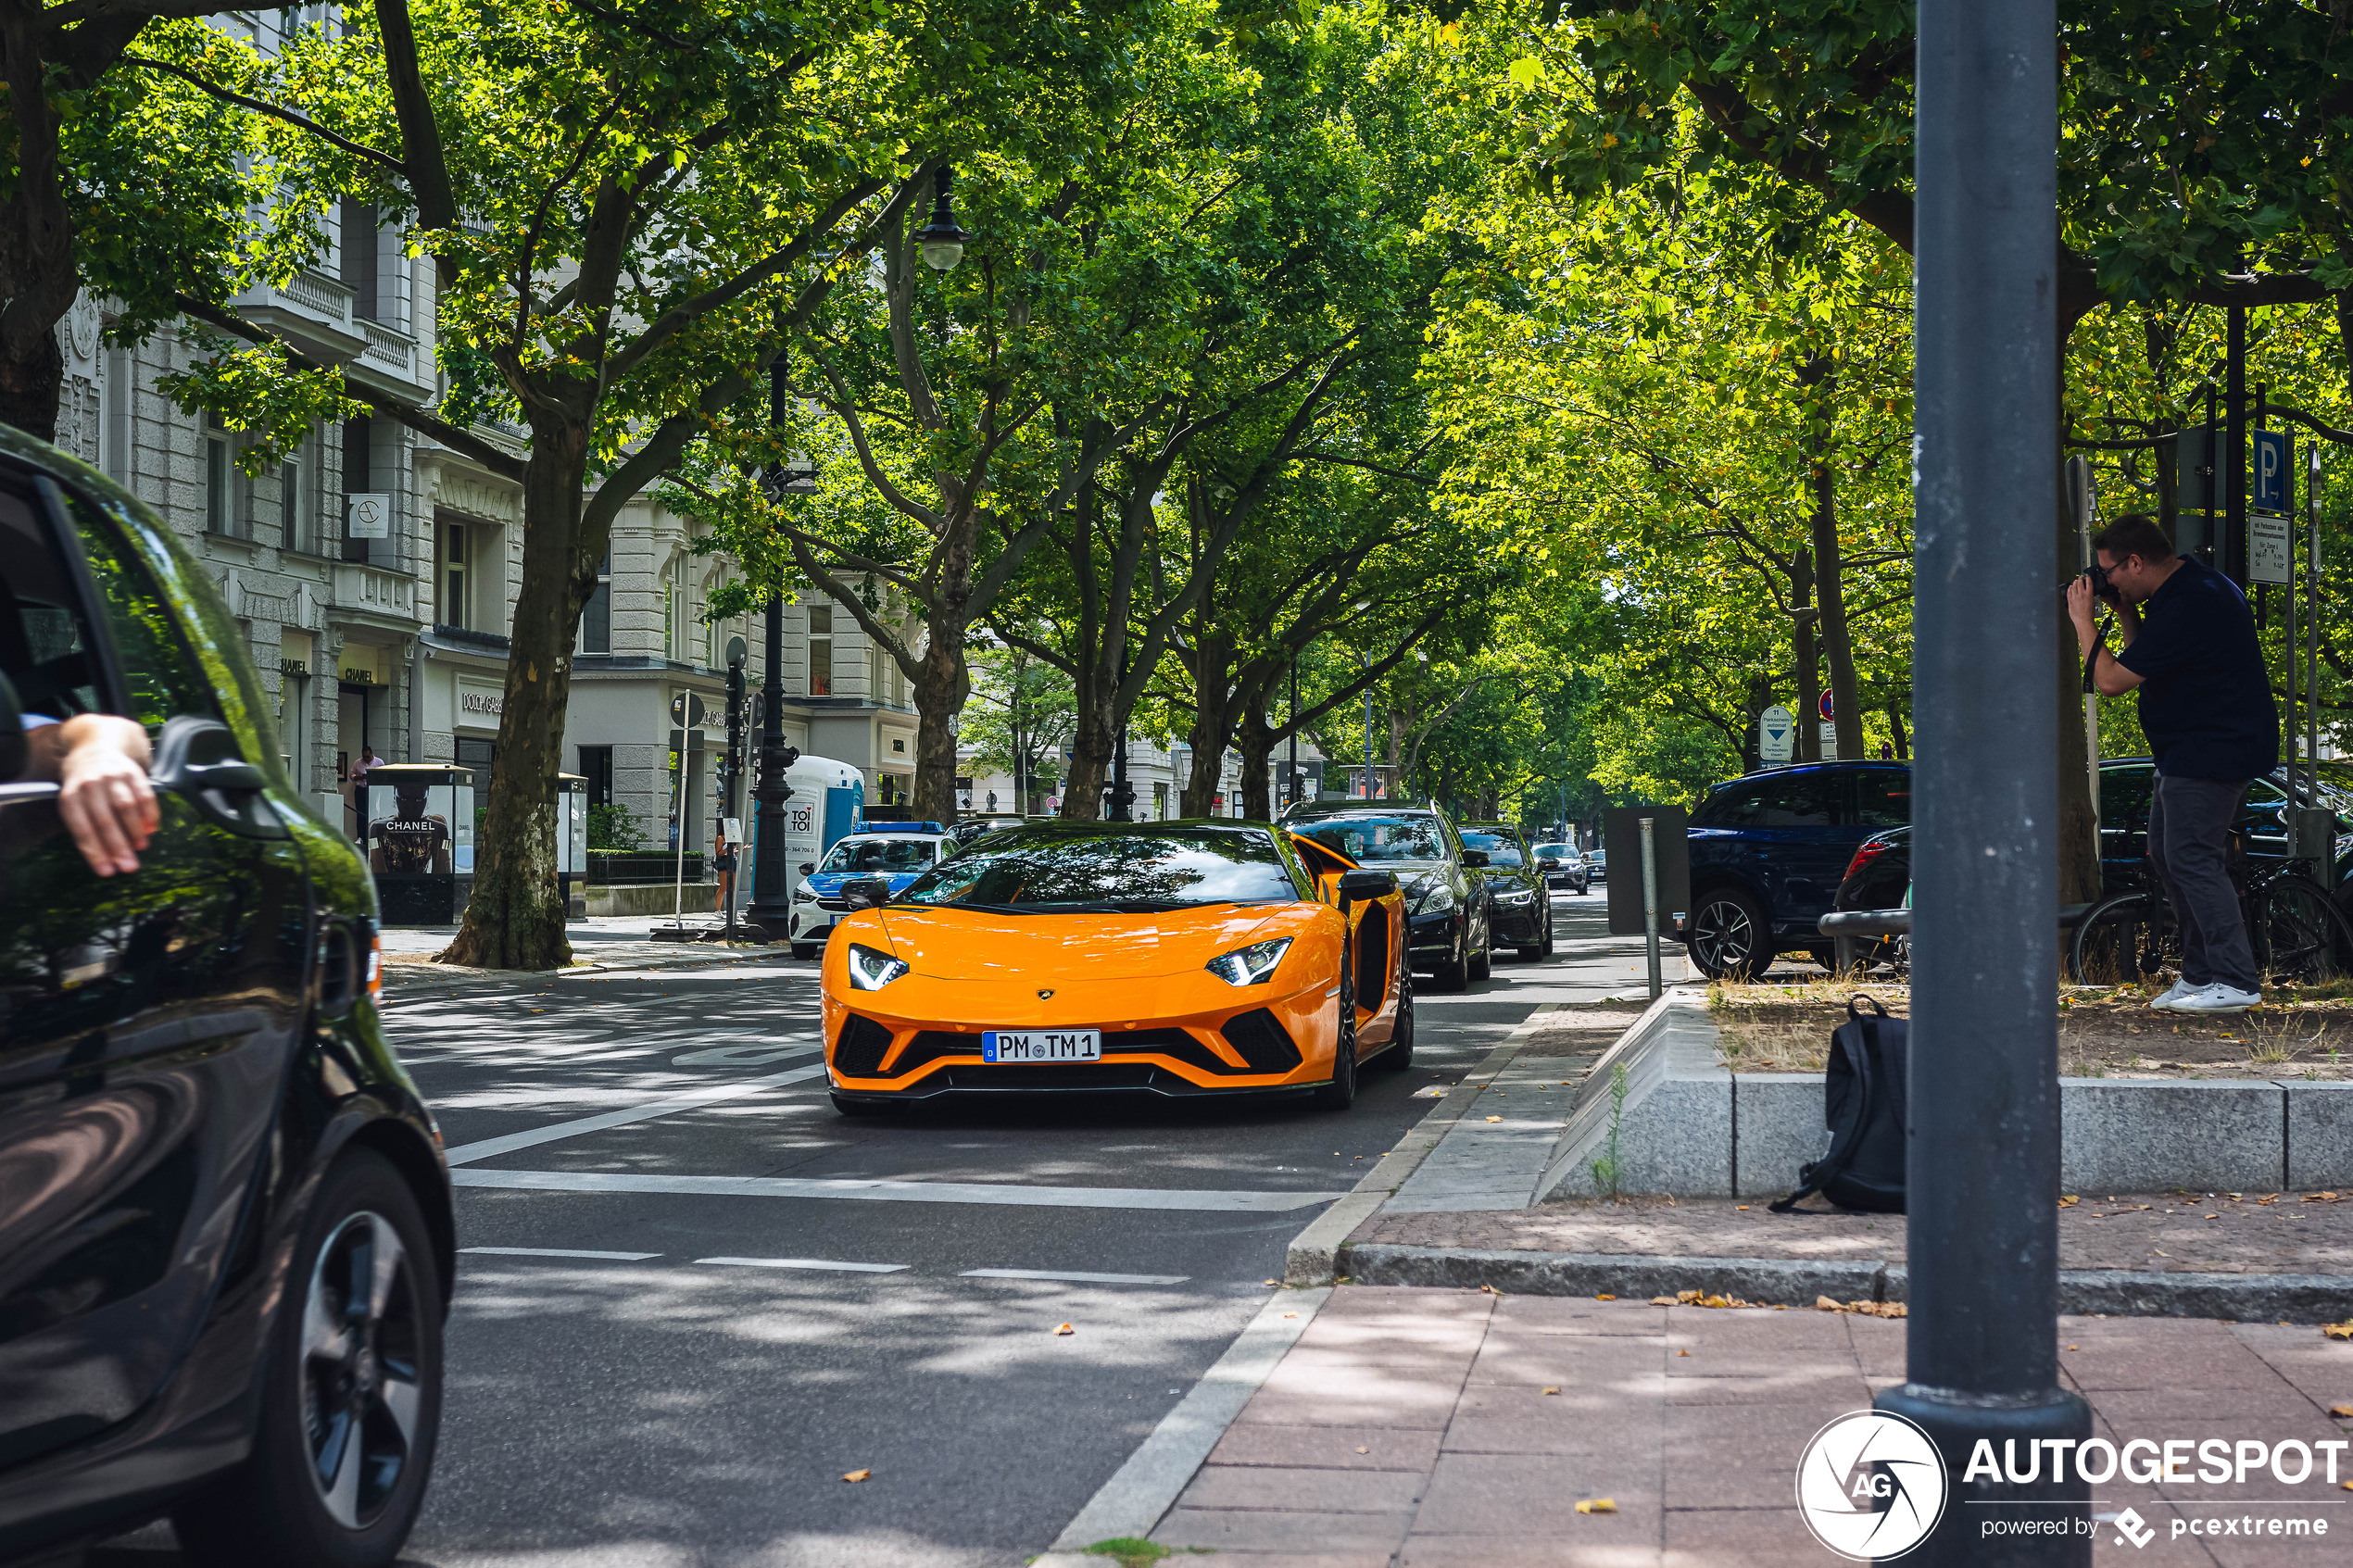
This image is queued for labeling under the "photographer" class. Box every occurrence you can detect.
[2068,515,2278,1014]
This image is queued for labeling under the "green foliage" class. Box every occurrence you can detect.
[587,803,647,853]
[157,332,360,475]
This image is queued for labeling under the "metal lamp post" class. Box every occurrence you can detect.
[1880,2,2090,1561]
[745,360,813,939]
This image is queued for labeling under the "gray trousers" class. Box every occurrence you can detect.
[2145,772,2258,992]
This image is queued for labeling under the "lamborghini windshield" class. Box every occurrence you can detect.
[892,824,1300,912]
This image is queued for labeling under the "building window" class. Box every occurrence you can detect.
[579,745,613,808]
[101,345,132,486]
[282,433,321,554]
[807,604,832,696]
[442,521,469,630]
[580,549,610,653]
[661,553,687,660]
[342,199,379,321]
[341,416,371,564]
[203,413,245,537]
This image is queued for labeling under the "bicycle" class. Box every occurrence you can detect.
[2069,849,2353,988]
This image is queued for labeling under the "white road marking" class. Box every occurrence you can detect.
[960,1268,1190,1286]
[672,1040,819,1066]
[459,1246,661,1261]
[441,1064,828,1165]
[449,1169,1350,1212]
[695,1256,911,1273]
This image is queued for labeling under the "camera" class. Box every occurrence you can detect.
[2069,560,2118,603]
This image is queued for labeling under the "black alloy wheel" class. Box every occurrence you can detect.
[1312,955,1359,1110]
[1430,921,1469,992]
[176,1150,442,1568]
[1686,886,1770,981]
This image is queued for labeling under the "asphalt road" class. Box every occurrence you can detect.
[97,890,1670,1568]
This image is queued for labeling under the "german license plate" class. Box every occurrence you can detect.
[981,1029,1101,1063]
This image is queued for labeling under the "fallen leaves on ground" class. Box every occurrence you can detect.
[2328,1404,2352,1417]
[2324,1321,2353,1340]
[1575,1499,1617,1514]
[1485,1115,1504,1123]
[2305,1191,2344,1203]
[1814,1295,1908,1318]
[1650,1295,1677,1305]
[841,1469,871,1483]
[1678,1348,1691,1357]
[1054,1323,1075,1336]
[1594,1292,1616,1301]
[1541,1386,1561,1395]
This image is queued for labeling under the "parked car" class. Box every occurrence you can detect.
[1462,823,1555,960]
[1286,803,1493,989]
[1679,761,1912,979]
[1584,847,1607,883]
[2095,757,2353,897]
[0,425,452,1566]
[1829,824,1911,970]
[945,813,1024,852]
[1530,840,1591,894]
[789,822,956,957]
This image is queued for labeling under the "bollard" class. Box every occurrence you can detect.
[1639,816,1661,1000]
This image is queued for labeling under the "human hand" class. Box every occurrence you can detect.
[55,715,157,876]
[2065,574,2098,645]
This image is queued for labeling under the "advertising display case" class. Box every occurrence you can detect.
[364,763,475,924]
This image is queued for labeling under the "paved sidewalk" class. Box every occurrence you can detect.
[1132,1286,2353,1566]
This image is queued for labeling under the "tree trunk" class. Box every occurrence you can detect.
[1803,358,1865,759]
[1237,708,1276,820]
[442,418,595,970]
[1887,701,1910,759]
[1060,696,1111,821]
[1792,547,1821,763]
[0,10,81,444]
[912,620,967,825]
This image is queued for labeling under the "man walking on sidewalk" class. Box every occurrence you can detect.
[2069,514,2278,1013]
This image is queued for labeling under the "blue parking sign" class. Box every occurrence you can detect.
[2252,427,2292,514]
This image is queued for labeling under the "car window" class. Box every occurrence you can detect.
[59,489,215,729]
[1295,815,1448,862]
[0,487,107,725]
[1692,780,1767,828]
[2098,766,2154,834]
[1756,773,1842,826]
[1531,842,1569,859]
[1459,831,1525,868]
[1854,772,1911,829]
[821,836,938,873]
[2237,781,2289,837]
[896,824,1298,910]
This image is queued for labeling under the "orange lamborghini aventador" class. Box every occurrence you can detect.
[818,820,1413,1114]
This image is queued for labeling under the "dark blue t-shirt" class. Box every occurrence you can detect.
[2115,558,2278,780]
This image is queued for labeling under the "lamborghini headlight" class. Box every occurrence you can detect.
[845,943,910,991]
[1205,937,1292,986]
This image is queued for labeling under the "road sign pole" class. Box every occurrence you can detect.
[2312,447,2324,801]
[1891,1,2091,1560]
[1639,817,1661,1000]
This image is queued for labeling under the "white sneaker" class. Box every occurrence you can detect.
[2150,979,2201,1010]
[2168,984,2262,1014]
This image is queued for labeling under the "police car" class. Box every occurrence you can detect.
[788,822,954,957]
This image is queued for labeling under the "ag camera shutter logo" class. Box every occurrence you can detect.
[1794,1410,1949,1561]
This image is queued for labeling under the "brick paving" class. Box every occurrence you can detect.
[1149,1286,2353,1566]
[1353,1192,2353,1278]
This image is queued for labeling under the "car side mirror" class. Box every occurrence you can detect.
[1538,858,1559,872]
[1337,869,1396,900]
[0,671,26,783]
[1462,849,1490,868]
[841,876,890,909]
[799,861,816,876]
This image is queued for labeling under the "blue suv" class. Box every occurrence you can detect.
[1679,762,1912,979]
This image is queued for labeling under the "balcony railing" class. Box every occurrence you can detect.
[231,269,366,359]
[331,561,419,621]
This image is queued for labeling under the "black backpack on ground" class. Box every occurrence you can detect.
[1769,995,1908,1214]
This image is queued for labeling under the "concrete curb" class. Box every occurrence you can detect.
[1038,1286,1331,1562]
[381,946,810,1003]
[1283,1005,1561,1286]
[1335,1242,2353,1322]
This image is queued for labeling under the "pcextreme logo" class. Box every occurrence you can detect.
[1794,1411,1949,1561]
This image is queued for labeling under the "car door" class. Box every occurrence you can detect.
[1750,770,1853,933]
[2095,762,2155,884]
[2233,778,2291,861]
[0,473,310,1473]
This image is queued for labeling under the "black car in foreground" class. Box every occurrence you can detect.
[1286,802,1493,989]
[0,426,451,1566]
[1462,822,1556,960]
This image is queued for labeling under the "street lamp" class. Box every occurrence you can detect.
[915,166,969,272]
[747,358,804,941]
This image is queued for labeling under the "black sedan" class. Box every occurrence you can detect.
[0,423,450,1567]
[1286,803,1494,989]
[1463,822,1556,960]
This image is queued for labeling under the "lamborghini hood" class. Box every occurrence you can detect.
[871,901,1300,981]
